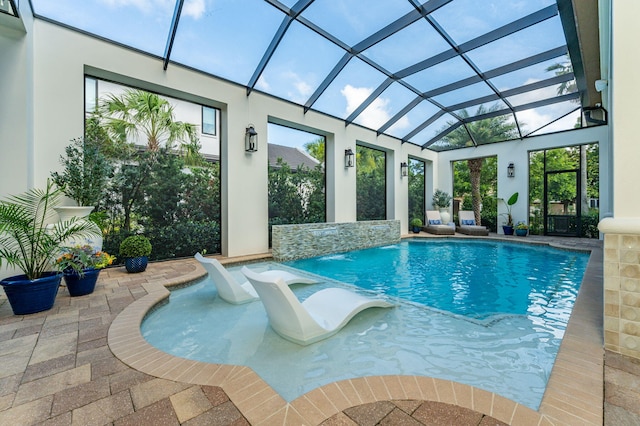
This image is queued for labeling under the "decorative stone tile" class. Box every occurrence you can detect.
[621,334,640,352]
[621,249,640,263]
[621,307,639,322]
[621,235,640,250]
[272,220,401,261]
[622,278,640,293]
[621,264,640,279]
[622,292,640,308]
[604,234,619,248]
[604,261,620,278]
[604,316,619,332]
[620,320,640,337]
[604,248,619,261]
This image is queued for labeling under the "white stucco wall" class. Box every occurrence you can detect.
[0,13,31,197]
[610,0,640,219]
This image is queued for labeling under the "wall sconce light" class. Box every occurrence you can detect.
[507,162,515,178]
[344,148,355,168]
[400,162,408,177]
[245,124,258,152]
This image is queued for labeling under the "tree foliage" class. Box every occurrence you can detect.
[445,105,516,226]
[304,138,325,162]
[357,146,386,221]
[408,159,425,223]
[97,89,198,152]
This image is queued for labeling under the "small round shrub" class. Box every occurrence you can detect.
[119,235,152,258]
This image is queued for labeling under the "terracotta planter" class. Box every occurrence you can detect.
[0,272,61,315]
[63,268,100,296]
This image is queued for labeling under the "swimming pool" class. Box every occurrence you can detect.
[285,239,589,322]
[141,239,589,409]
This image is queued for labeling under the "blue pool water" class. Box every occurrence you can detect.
[141,239,589,409]
[285,239,589,321]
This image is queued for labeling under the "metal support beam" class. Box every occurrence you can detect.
[163,0,184,71]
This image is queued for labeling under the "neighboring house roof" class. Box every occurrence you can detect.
[268,144,321,170]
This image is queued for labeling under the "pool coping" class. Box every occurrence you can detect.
[107,237,603,425]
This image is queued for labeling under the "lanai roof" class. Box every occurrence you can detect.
[17,0,602,151]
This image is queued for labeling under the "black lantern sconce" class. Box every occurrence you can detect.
[400,162,408,178]
[245,125,258,152]
[345,148,355,168]
[507,162,515,178]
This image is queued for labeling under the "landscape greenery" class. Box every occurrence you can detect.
[74,86,599,265]
[74,89,222,262]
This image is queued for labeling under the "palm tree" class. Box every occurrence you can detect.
[442,105,518,224]
[97,89,198,152]
[304,138,325,162]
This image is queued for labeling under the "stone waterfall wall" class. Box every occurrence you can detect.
[272,220,401,261]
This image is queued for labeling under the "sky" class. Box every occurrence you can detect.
[31,0,577,148]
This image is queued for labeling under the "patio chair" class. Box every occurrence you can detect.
[423,210,455,235]
[194,253,318,304]
[457,211,489,236]
[241,266,394,345]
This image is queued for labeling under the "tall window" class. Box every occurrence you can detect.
[267,123,326,245]
[202,106,216,135]
[356,145,386,221]
[408,158,425,224]
[82,78,222,260]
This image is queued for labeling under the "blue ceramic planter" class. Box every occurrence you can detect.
[0,272,61,315]
[125,256,148,273]
[63,268,100,297]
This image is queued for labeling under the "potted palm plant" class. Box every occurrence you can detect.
[0,181,101,315]
[119,235,152,273]
[56,245,115,296]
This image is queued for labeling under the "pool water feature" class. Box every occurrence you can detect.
[141,239,589,410]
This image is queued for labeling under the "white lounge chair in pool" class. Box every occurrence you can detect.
[241,266,394,345]
[194,253,318,304]
[457,210,489,236]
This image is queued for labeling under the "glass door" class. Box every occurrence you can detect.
[544,170,580,236]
